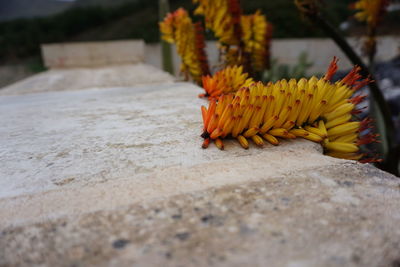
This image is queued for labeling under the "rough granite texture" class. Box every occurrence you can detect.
[0,82,400,266]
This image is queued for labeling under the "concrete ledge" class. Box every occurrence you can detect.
[41,40,145,69]
[0,83,338,227]
[1,81,399,266]
[1,163,400,266]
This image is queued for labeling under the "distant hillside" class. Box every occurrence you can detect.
[74,0,138,7]
[0,0,137,21]
[0,0,72,21]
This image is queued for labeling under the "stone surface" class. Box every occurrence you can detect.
[0,64,33,88]
[0,63,174,95]
[1,164,400,267]
[1,82,400,266]
[0,82,337,225]
[41,40,145,68]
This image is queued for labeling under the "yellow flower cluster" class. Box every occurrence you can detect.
[200,65,253,99]
[200,58,378,162]
[159,8,205,83]
[193,0,239,45]
[218,45,243,67]
[352,0,389,28]
[241,11,272,72]
[193,0,272,72]
[351,0,389,56]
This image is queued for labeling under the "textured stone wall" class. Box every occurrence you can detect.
[41,40,145,69]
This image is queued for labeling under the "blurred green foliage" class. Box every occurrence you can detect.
[159,0,174,74]
[262,52,314,83]
[0,0,354,63]
[25,56,47,73]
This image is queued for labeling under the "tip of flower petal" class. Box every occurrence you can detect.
[359,156,383,164]
[349,95,367,105]
[324,56,339,81]
[202,138,210,149]
[356,133,380,146]
[360,117,374,132]
[341,66,363,87]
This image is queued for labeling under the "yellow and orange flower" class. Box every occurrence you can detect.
[351,0,389,57]
[193,0,244,69]
[351,0,389,28]
[160,8,210,83]
[241,11,272,72]
[219,45,243,67]
[200,65,253,99]
[193,0,241,45]
[200,58,379,163]
[193,0,272,72]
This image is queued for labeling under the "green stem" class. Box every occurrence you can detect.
[367,27,377,68]
[159,0,174,75]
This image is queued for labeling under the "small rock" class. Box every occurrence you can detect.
[201,215,214,223]
[175,232,190,241]
[112,239,130,249]
[171,214,182,220]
